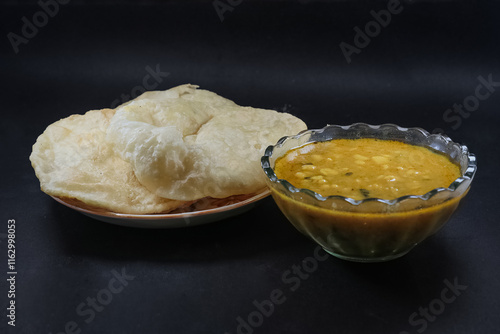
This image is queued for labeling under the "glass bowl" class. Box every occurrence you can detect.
[261,123,477,262]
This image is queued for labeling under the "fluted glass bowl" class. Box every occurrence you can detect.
[261,123,477,262]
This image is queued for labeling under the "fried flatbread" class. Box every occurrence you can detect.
[31,84,307,214]
[106,84,307,201]
[30,109,186,214]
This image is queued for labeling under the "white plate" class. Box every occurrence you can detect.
[51,189,270,228]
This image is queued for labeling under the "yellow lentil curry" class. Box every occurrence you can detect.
[274,138,461,200]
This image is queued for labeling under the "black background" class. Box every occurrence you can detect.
[1,0,499,333]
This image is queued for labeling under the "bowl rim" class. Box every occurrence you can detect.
[261,123,477,206]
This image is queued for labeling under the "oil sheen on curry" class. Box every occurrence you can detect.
[274,138,461,200]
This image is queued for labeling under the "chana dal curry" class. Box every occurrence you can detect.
[275,138,461,200]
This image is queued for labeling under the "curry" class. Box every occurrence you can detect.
[274,138,461,200]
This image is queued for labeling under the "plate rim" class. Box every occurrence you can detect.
[50,188,271,221]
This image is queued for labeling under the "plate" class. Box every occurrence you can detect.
[51,189,270,228]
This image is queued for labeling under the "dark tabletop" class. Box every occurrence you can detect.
[1,1,500,333]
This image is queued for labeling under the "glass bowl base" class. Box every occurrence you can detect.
[323,248,412,263]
